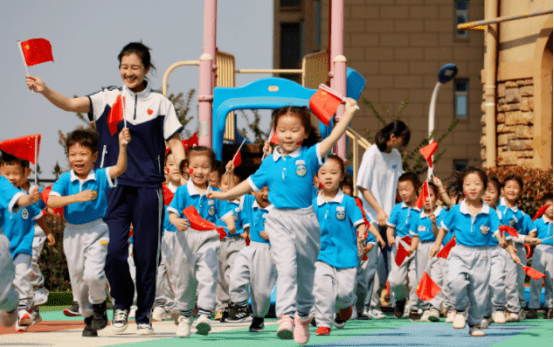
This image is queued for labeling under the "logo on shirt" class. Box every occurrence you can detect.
[509,216,517,227]
[336,206,346,220]
[21,209,29,220]
[418,225,426,232]
[234,207,240,221]
[208,206,216,216]
[392,165,397,169]
[296,165,307,177]
[480,225,490,235]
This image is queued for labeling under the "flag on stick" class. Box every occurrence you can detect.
[41,185,64,216]
[216,227,227,240]
[437,236,456,259]
[520,264,546,280]
[499,225,518,238]
[183,206,217,231]
[227,137,247,174]
[309,85,343,126]
[416,271,442,301]
[533,205,550,221]
[0,134,41,164]
[107,95,125,135]
[419,141,438,168]
[19,38,54,67]
[162,184,174,206]
[415,181,429,210]
[395,237,412,266]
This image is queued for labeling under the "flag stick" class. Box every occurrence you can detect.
[262,129,274,160]
[34,136,38,186]
[17,40,33,93]
[121,93,128,144]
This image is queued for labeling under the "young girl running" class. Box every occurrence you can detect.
[208,99,358,345]
[167,146,236,338]
[430,167,502,337]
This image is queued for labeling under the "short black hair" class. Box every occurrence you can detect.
[398,172,420,190]
[541,192,553,205]
[66,128,99,154]
[340,173,354,191]
[503,174,523,190]
[0,151,29,170]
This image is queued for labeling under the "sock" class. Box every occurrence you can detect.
[180,309,193,318]
[236,301,248,308]
[198,308,211,317]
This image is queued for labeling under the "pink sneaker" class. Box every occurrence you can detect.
[276,315,294,339]
[293,312,311,345]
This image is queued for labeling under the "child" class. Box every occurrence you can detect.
[386,172,421,321]
[0,170,41,328]
[499,175,537,321]
[228,186,276,332]
[48,127,131,337]
[167,146,236,338]
[311,155,382,336]
[430,167,503,337]
[0,155,54,332]
[527,194,553,319]
[208,99,358,345]
[209,160,225,189]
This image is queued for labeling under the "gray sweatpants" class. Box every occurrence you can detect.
[448,245,490,327]
[484,246,507,316]
[163,229,220,312]
[529,244,553,309]
[355,244,378,314]
[312,261,357,328]
[428,254,454,312]
[64,219,110,318]
[266,206,320,317]
[13,253,33,311]
[30,226,46,289]
[154,233,175,310]
[505,243,527,312]
[229,241,277,317]
[388,237,418,310]
[216,235,247,311]
[416,241,437,310]
[0,232,18,312]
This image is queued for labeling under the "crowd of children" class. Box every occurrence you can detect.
[0,41,551,346]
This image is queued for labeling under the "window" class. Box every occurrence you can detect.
[454,79,469,120]
[455,0,469,40]
[315,0,322,50]
[453,159,469,172]
[280,23,302,83]
[280,0,301,7]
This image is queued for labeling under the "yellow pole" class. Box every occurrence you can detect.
[484,0,498,168]
[458,8,552,30]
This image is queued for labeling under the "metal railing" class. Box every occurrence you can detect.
[345,127,371,196]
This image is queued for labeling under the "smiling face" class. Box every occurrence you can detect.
[1,162,24,188]
[423,188,437,211]
[120,53,149,92]
[254,186,270,208]
[188,154,212,188]
[165,154,181,184]
[503,179,522,204]
[483,182,499,208]
[463,172,485,202]
[398,180,417,205]
[275,113,309,155]
[68,143,98,180]
[317,158,344,192]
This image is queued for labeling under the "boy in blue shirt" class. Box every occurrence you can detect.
[386,172,421,321]
[48,128,131,337]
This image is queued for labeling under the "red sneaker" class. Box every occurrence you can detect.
[316,326,331,336]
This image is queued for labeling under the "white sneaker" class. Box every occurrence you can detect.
[469,326,485,336]
[33,287,49,306]
[367,309,386,319]
[420,310,432,322]
[452,313,466,329]
[506,312,519,322]
[481,317,492,329]
[445,310,456,323]
[112,309,129,334]
[428,309,440,322]
[17,309,32,327]
[137,323,154,336]
[15,320,29,332]
[176,316,193,338]
[128,305,137,319]
[30,308,42,325]
[195,314,212,335]
[152,307,165,321]
[492,311,506,324]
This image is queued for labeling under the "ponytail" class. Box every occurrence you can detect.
[375,120,410,152]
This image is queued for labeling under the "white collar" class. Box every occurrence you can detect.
[272,146,302,161]
[316,189,345,206]
[420,206,442,219]
[186,179,212,197]
[253,199,274,211]
[122,82,151,98]
[70,169,96,182]
[542,215,553,224]
[460,199,489,215]
[401,201,420,212]
[500,197,518,213]
[167,182,177,193]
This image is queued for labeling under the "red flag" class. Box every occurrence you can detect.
[20,38,54,67]
[245,235,251,246]
[182,133,198,153]
[533,205,550,221]
[182,206,217,231]
[499,225,518,238]
[354,197,371,231]
[395,242,410,266]
[401,235,413,247]
[107,95,124,136]
[269,129,279,145]
[415,181,429,210]
[216,227,227,240]
[40,185,63,216]
[416,272,442,301]
[0,134,41,164]
[419,141,438,168]
[437,236,456,259]
[233,151,242,168]
[162,184,174,206]
[309,86,342,126]
[521,265,546,280]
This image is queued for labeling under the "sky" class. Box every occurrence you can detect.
[0,0,273,178]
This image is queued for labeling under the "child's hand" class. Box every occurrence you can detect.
[430,244,440,258]
[432,176,444,190]
[76,190,97,202]
[225,160,235,173]
[376,235,386,248]
[344,97,358,115]
[260,231,269,240]
[46,234,56,246]
[387,235,395,247]
[119,128,131,145]
[377,210,388,227]
[526,237,542,245]
[357,231,366,244]
[407,246,416,255]
[510,252,522,265]
[26,75,46,93]
[173,218,190,231]
[207,191,224,200]
[363,243,374,254]
[499,237,507,248]
[429,212,436,224]
[29,187,40,203]
[263,141,272,156]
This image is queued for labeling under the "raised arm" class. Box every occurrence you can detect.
[109,128,131,178]
[318,98,358,158]
[48,190,98,208]
[26,75,91,113]
[207,180,253,201]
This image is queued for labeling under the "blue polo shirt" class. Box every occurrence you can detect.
[216,196,247,237]
[416,207,446,242]
[2,188,42,258]
[314,190,365,268]
[242,194,273,245]
[163,182,178,233]
[50,168,116,225]
[488,208,511,246]
[387,202,421,238]
[497,198,537,241]
[534,216,553,246]
[441,200,500,247]
[248,144,324,209]
[0,177,25,234]
[167,180,233,227]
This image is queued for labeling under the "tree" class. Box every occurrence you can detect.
[238,109,271,144]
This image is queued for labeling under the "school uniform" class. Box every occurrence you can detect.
[29,186,47,291]
[428,215,456,313]
[355,214,378,316]
[229,195,277,318]
[497,198,537,313]
[386,202,420,310]
[247,144,324,318]
[311,190,364,328]
[529,216,553,310]
[88,82,183,324]
[0,177,25,312]
[50,168,116,318]
[166,180,233,316]
[442,200,500,327]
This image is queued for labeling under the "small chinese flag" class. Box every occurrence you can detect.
[395,241,410,266]
[216,227,227,240]
[20,38,54,67]
[533,205,550,221]
[183,206,217,231]
[437,236,456,259]
[182,133,198,153]
[309,86,342,126]
[107,94,125,136]
[41,185,63,216]
[416,272,442,301]
[269,129,279,145]
[355,197,371,231]
[233,151,242,168]
[401,235,412,247]
[499,225,518,238]
[415,181,429,210]
[162,184,174,206]
[521,265,546,280]
[419,141,438,168]
[0,134,41,164]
